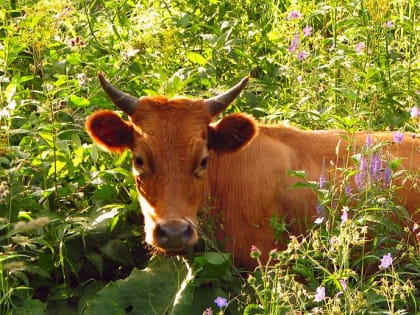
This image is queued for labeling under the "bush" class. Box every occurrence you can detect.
[0,0,418,313]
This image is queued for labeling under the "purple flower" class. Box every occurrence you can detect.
[214,297,228,308]
[316,203,324,216]
[319,174,326,189]
[383,166,392,185]
[345,185,352,196]
[393,131,404,143]
[365,134,372,148]
[288,34,299,52]
[341,207,348,224]
[339,279,347,291]
[370,154,381,180]
[379,253,393,269]
[297,51,309,61]
[355,172,364,189]
[355,157,367,188]
[355,42,365,53]
[314,286,326,302]
[360,157,368,171]
[288,11,302,19]
[386,20,394,28]
[410,106,419,118]
[303,25,313,37]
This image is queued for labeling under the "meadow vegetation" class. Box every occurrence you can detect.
[0,0,419,314]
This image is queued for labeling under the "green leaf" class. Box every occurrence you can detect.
[69,95,90,107]
[83,256,189,314]
[186,52,207,65]
[12,298,46,315]
[287,170,307,179]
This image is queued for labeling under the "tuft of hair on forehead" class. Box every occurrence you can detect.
[129,96,212,125]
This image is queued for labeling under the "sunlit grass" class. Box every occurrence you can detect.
[0,0,419,313]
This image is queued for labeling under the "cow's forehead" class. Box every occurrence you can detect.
[128,96,211,159]
[129,96,211,133]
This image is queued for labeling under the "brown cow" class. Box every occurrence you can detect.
[86,73,420,268]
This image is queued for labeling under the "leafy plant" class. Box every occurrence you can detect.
[0,0,419,313]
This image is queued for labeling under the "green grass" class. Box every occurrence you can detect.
[0,0,419,314]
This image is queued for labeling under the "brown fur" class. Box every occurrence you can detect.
[208,126,419,267]
[86,95,419,270]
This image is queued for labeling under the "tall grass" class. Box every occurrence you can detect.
[0,0,419,313]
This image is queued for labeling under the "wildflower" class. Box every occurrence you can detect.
[370,154,381,180]
[297,51,309,61]
[303,25,313,36]
[365,134,372,147]
[203,308,213,315]
[345,185,352,196]
[379,253,393,269]
[288,34,299,52]
[319,174,326,189]
[341,206,348,224]
[410,106,419,118]
[386,20,394,28]
[297,75,302,83]
[214,296,228,309]
[355,158,367,188]
[316,203,324,216]
[355,172,364,189]
[288,11,302,20]
[314,217,324,224]
[393,131,404,143]
[77,73,88,87]
[269,248,278,259]
[67,35,85,48]
[0,108,10,118]
[339,279,347,291]
[355,42,365,53]
[383,166,392,185]
[250,245,261,259]
[314,286,326,302]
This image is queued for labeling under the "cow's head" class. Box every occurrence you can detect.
[86,73,256,253]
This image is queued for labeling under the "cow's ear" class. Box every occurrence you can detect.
[208,113,257,153]
[86,110,133,153]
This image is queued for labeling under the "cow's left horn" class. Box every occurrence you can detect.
[97,72,139,115]
[204,76,249,116]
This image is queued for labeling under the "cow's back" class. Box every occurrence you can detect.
[206,125,419,268]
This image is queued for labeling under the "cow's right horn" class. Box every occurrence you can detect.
[204,76,249,116]
[97,72,139,116]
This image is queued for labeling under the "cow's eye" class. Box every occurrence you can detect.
[134,157,144,167]
[200,156,208,169]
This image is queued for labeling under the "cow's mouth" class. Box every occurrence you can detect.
[146,243,195,256]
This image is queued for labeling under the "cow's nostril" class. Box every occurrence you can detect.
[181,223,194,241]
[154,220,195,250]
[155,223,168,241]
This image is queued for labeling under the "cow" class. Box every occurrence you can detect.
[86,72,420,269]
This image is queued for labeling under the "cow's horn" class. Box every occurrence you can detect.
[204,76,249,116]
[97,72,139,115]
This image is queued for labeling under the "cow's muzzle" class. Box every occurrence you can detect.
[153,219,197,251]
